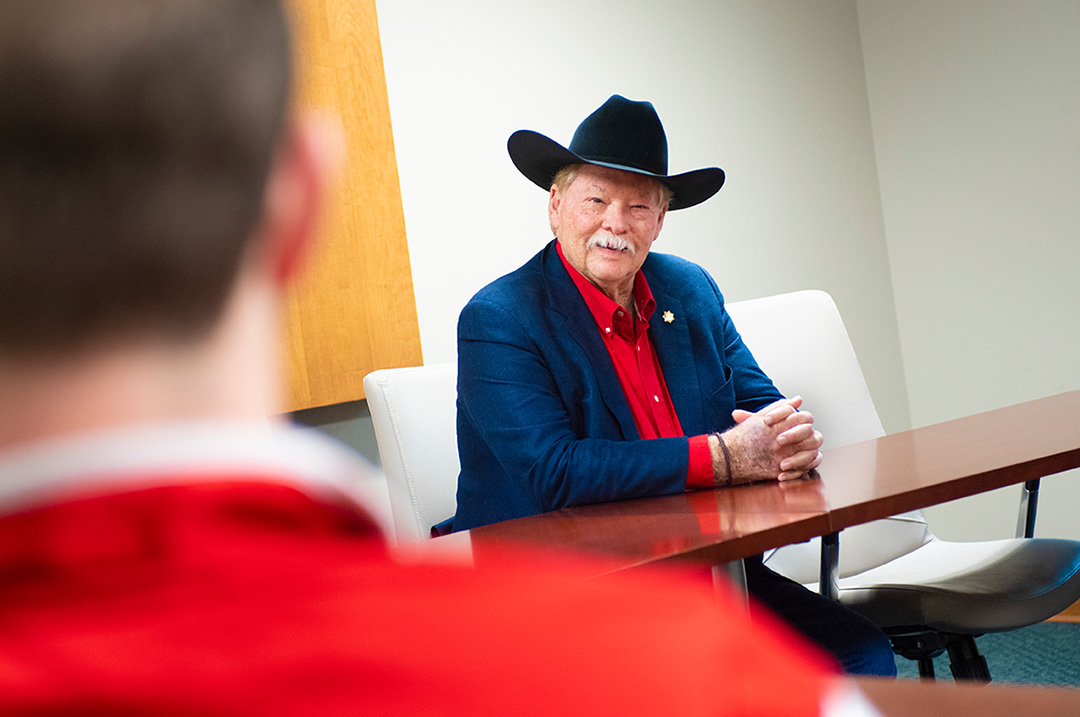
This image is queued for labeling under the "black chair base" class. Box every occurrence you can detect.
[889,629,991,682]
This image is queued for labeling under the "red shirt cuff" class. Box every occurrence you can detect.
[686,434,714,489]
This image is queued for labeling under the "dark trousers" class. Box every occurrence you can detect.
[744,555,897,677]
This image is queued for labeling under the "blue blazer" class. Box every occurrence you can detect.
[448,240,782,532]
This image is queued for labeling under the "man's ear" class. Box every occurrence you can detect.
[257,111,344,285]
[547,185,562,236]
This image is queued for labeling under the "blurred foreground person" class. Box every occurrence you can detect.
[0,2,874,714]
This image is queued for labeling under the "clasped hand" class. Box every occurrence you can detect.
[723,397,823,484]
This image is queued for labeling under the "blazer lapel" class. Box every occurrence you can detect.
[539,242,640,440]
[646,274,707,435]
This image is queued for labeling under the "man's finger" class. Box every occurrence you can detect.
[762,404,796,426]
[780,448,824,472]
[762,396,804,426]
[776,423,814,446]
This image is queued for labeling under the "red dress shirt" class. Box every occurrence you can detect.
[556,241,714,488]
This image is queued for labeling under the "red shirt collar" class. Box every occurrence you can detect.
[556,240,656,339]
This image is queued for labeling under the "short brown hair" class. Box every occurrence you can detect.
[0,0,292,356]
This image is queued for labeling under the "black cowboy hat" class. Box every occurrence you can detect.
[507,94,725,210]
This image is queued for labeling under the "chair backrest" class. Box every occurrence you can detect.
[725,290,884,449]
[363,363,459,544]
[726,290,931,583]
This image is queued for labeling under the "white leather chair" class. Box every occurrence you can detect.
[734,291,1080,681]
[363,363,459,544]
[364,290,1080,681]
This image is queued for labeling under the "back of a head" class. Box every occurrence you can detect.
[0,0,292,357]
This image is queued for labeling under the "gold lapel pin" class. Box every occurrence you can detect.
[662,310,675,324]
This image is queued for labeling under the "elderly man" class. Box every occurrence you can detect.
[0,4,864,713]
[449,95,897,677]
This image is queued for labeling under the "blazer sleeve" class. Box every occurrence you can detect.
[457,296,690,520]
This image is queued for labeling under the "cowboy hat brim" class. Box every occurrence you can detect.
[508,129,725,211]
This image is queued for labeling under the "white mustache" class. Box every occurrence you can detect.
[591,233,635,254]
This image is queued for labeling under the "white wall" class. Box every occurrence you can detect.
[305,0,1080,542]
[857,0,1080,540]
[375,0,910,435]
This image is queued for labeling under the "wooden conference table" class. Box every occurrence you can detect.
[851,676,1080,715]
[405,391,1080,582]
[397,391,1080,712]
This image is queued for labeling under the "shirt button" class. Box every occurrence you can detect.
[604,327,611,334]
[617,310,624,317]
[653,395,660,403]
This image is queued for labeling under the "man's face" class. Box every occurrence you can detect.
[549,164,668,303]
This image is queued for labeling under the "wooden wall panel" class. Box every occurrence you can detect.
[282,0,422,411]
